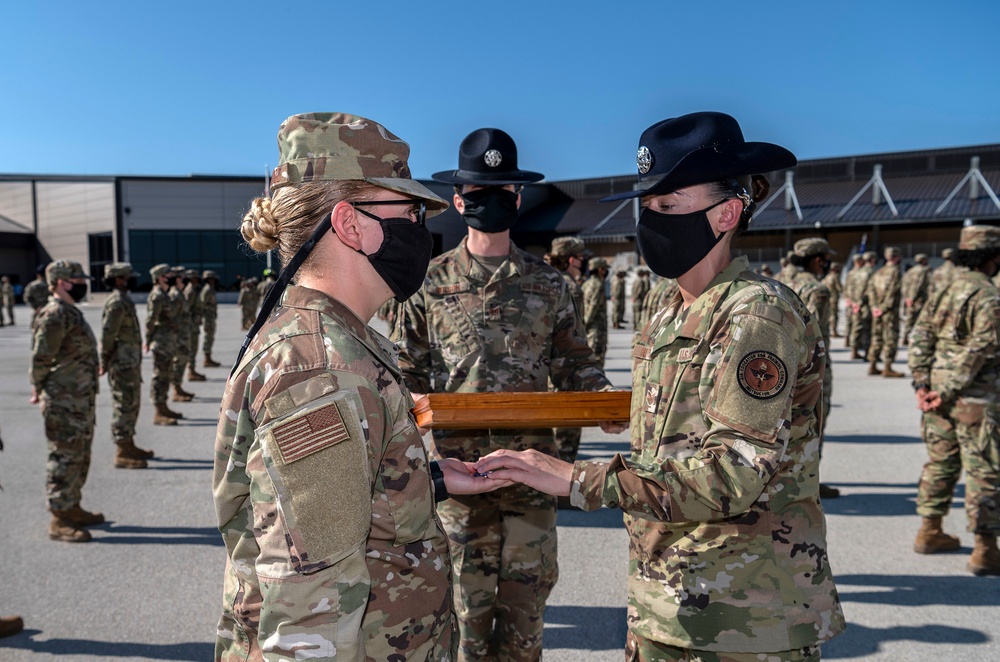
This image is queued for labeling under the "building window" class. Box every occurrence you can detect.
[128,230,270,291]
[88,232,114,292]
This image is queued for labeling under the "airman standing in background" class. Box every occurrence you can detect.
[909,225,1000,576]
[774,250,797,284]
[168,266,198,402]
[866,247,905,377]
[23,264,51,320]
[631,267,650,330]
[930,247,958,297]
[144,264,182,425]
[582,256,611,366]
[182,269,206,382]
[849,251,878,359]
[29,260,102,542]
[255,268,276,311]
[237,277,257,330]
[901,253,931,345]
[1,276,14,326]
[100,262,151,469]
[822,261,843,337]
[842,253,866,353]
[610,268,627,329]
[199,270,221,368]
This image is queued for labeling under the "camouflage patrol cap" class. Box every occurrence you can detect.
[172,265,186,274]
[150,263,173,279]
[588,257,611,270]
[550,236,585,257]
[793,237,834,257]
[46,260,88,286]
[104,262,137,279]
[959,225,1000,250]
[185,269,199,279]
[884,246,901,259]
[914,253,928,263]
[202,270,218,279]
[942,247,954,259]
[863,251,877,260]
[269,112,448,217]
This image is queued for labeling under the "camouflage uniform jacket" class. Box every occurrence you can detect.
[643,277,679,321]
[581,274,608,346]
[100,289,142,371]
[611,273,626,306]
[30,297,99,400]
[24,278,50,311]
[561,271,586,337]
[200,282,218,321]
[908,269,1000,405]
[569,256,844,652]
[1,282,14,305]
[214,286,455,662]
[394,236,611,461]
[901,264,931,305]
[930,261,957,298]
[169,285,189,328]
[821,271,842,301]
[257,278,275,304]
[775,262,798,285]
[631,276,650,326]
[145,286,177,353]
[789,270,832,341]
[866,263,901,314]
[184,282,203,326]
[852,265,875,310]
[842,266,863,306]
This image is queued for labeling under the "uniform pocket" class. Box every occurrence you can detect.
[257,389,371,574]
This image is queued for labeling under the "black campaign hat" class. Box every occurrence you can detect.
[601,111,796,202]
[432,128,544,186]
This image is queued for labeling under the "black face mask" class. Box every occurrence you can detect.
[126,276,138,291]
[353,208,433,302]
[636,199,728,279]
[68,282,89,302]
[459,187,519,233]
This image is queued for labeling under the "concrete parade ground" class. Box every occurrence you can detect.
[0,299,997,661]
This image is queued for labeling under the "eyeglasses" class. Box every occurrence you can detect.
[353,199,427,226]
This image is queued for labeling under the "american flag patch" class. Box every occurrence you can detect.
[272,403,350,464]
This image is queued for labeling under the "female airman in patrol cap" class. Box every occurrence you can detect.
[476,111,846,661]
[213,113,508,661]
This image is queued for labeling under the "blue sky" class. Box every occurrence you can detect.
[2,1,998,183]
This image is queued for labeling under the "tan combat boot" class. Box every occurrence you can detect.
[204,354,221,368]
[850,347,861,360]
[64,505,105,526]
[124,438,154,459]
[153,403,179,425]
[114,445,147,469]
[0,615,24,639]
[49,512,92,542]
[867,357,880,375]
[187,368,207,382]
[882,364,905,378]
[914,516,961,554]
[968,534,1000,576]
[172,384,194,402]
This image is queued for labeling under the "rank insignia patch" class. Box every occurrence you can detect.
[737,351,787,400]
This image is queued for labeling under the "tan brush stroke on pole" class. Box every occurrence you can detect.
[412,391,632,430]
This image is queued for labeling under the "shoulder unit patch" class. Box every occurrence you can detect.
[737,350,787,400]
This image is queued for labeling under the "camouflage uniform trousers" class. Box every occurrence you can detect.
[625,631,820,662]
[108,363,140,445]
[828,296,840,337]
[202,318,216,359]
[868,310,900,364]
[849,307,871,354]
[917,402,1000,534]
[150,350,173,404]
[437,484,558,661]
[186,323,201,369]
[587,329,607,367]
[554,426,582,463]
[902,301,925,342]
[172,325,191,385]
[41,395,95,511]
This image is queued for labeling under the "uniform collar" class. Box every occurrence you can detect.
[454,235,525,284]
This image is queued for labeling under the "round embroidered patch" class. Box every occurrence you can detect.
[737,351,787,400]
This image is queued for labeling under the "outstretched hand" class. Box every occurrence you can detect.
[437,457,513,495]
[473,449,574,497]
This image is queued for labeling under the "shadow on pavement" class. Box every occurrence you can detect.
[87,524,223,546]
[824,434,922,445]
[821,491,917,517]
[557,507,625,529]
[0,631,213,660]
[543,605,627,650]
[835,573,1000,606]
[823,622,989,659]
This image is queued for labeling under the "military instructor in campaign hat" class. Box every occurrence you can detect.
[392,127,617,661]
[475,111,845,661]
